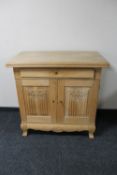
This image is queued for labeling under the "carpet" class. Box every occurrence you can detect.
[0,109,117,175]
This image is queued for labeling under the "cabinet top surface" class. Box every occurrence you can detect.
[6,51,109,68]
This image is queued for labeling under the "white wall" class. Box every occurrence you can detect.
[0,0,117,108]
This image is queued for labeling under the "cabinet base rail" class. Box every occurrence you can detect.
[21,123,95,139]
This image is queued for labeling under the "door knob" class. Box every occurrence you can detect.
[59,100,63,103]
[52,100,55,103]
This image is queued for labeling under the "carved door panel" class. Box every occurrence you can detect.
[21,79,57,124]
[57,79,97,125]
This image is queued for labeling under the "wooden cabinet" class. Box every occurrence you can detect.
[6,51,109,138]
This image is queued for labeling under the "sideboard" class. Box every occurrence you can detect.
[6,51,109,138]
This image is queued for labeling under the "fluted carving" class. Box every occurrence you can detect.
[23,87,48,116]
[28,89,47,98]
[65,87,90,117]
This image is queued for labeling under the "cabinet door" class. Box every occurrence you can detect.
[21,79,57,124]
[57,79,99,125]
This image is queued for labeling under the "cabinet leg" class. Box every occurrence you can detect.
[20,122,28,136]
[89,132,94,139]
[22,130,28,136]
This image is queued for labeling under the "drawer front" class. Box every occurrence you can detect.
[20,69,94,79]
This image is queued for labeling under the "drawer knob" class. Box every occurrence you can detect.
[59,100,63,103]
[55,71,58,75]
[52,100,55,103]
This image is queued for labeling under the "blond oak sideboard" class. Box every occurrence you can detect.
[6,51,109,139]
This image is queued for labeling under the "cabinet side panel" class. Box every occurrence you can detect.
[13,68,27,130]
[87,70,101,131]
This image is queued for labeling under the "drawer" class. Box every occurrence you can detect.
[20,69,94,79]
